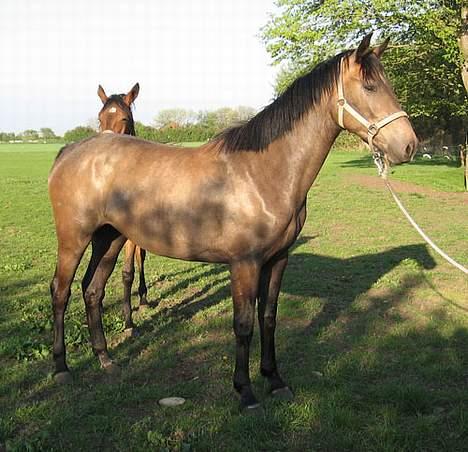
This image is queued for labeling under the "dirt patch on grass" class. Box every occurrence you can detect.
[347,174,468,204]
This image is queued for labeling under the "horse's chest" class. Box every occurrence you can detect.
[268,203,307,258]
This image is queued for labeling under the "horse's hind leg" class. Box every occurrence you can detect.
[82,225,126,372]
[50,236,91,382]
[258,251,293,400]
[122,240,136,329]
[135,246,148,306]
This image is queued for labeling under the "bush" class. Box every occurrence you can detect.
[135,122,217,144]
[63,126,97,144]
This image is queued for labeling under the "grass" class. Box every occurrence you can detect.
[0,143,467,451]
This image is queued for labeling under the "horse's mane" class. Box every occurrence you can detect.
[100,94,136,136]
[216,49,383,152]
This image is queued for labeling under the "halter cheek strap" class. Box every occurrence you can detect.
[337,60,408,176]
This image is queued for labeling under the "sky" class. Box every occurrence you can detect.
[0,0,279,135]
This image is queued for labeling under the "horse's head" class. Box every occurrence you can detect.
[336,34,417,167]
[97,83,139,135]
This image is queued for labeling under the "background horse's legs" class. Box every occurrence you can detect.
[258,252,293,399]
[82,226,126,371]
[122,240,136,329]
[135,246,148,306]
[50,236,90,381]
[230,260,261,412]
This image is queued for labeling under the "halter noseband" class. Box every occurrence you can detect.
[337,59,408,176]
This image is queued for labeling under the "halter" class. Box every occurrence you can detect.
[337,59,408,177]
[101,130,114,134]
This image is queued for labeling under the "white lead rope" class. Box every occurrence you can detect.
[382,176,468,275]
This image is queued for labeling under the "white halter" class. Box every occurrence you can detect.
[101,130,114,134]
[337,59,408,175]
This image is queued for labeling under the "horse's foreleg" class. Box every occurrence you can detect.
[122,240,136,329]
[82,227,126,371]
[258,251,293,400]
[135,246,148,306]
[230,260,261,412]
[50,237,90,382]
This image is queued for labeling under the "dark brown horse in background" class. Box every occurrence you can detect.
[97,83,148,335]
[49,34,418,412]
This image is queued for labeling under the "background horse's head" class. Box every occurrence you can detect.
[97,83,139,135]
[337,34,418,166]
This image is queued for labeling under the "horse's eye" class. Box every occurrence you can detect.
[364,84,377,93]
[122,118,128,122]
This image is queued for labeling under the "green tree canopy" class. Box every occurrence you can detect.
[40,127,56,139]
[153,108,197,129]
[22,129,39,141]
[262,0,467,142]
[63,126,96,144]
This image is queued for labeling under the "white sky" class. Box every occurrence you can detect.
[0,0,279,135]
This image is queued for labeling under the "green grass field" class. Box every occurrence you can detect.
[0,143,467,451]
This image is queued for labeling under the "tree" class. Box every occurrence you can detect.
[40,128,56,140]
[22,129,39,141]
[153,108,196,129]
[262,0,468,142]
[236,105,257,122]
[63,126,96,143]
[0,132,16,142]
[461,5,468,92]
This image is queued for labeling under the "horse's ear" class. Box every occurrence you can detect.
[124,83,140,106]
[373,37,390,59]
[97,85,108,104]
[355,32,374,62]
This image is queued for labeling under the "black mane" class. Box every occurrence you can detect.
[216,50,383,152]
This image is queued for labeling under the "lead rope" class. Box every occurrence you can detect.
[373,153,468,275]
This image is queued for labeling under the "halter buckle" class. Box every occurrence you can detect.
[368,124,379,136]
[337,98,345,107]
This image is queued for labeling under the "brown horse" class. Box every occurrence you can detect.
[97,83,148,335]
[49,34,417,412]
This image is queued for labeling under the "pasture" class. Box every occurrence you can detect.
[0,143,467,451]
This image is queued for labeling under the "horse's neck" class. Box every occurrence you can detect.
[265,101,341,207]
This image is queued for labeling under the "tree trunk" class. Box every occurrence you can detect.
[461,7,468,92]
[460,7,468,190]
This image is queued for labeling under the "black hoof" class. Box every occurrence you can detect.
[270,386,294,401]
[54,371,72,385]
[241,402,264,416]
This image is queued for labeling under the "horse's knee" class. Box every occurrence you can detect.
[122,269,134,285]
[234,319,254,339]
[50,276,58,297]
[83,286,104,307]
[50,276,71,308]
[263,314,276,330]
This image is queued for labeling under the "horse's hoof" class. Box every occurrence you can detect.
[271,386,294,401]
[54,371,72,385]
[123,327,139,338]
[139,296,148,307]
[241,402,265,416]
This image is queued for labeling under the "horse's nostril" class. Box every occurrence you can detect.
[406,143,415,161]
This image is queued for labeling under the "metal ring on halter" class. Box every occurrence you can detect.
[368,124,379,136]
